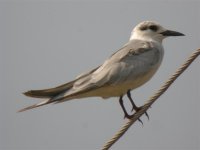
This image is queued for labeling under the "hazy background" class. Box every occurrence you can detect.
[0,0,199,150]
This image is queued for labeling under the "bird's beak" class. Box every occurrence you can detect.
[160,30,185,36]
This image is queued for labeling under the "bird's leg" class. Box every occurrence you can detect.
[119,96,143,124]
[127,90,149,120]
[127,90,138,111]
[119,96,130,119]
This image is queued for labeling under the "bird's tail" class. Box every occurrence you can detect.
[19,67,100,112]
[18,80,76,112]
[18,99,54,112]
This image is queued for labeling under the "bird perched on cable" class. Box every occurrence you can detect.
[19,21,184,120]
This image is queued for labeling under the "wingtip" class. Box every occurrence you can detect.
[23,90,43,98]
[23,91,32,96]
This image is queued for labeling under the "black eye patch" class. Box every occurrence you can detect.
[148,25,158,32]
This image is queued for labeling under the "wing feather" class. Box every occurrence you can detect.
[52,40,158,102]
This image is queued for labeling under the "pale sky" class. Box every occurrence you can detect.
[0,1,199,150]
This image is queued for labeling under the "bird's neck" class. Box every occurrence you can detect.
[129,33,163,44]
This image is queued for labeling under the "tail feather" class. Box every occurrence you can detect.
[19,81,76,112]
[18,99,53,112]
[18,93,76,112]
[20,67,100,112]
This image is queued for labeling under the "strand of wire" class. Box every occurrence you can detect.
[102,48,200,150]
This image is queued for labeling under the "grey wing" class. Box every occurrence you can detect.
[53,40,161,101]
[89,40,161,86]
[20,40,162,111]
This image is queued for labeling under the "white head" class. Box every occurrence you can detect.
[130,21,184,43]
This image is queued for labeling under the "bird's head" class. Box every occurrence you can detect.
[130,21,185,43]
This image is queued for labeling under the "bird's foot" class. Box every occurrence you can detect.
[124,113,143,125]
[131,106,150,120]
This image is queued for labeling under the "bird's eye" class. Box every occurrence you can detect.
[149,25,158,32]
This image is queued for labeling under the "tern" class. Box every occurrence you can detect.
[19,21,184,120]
